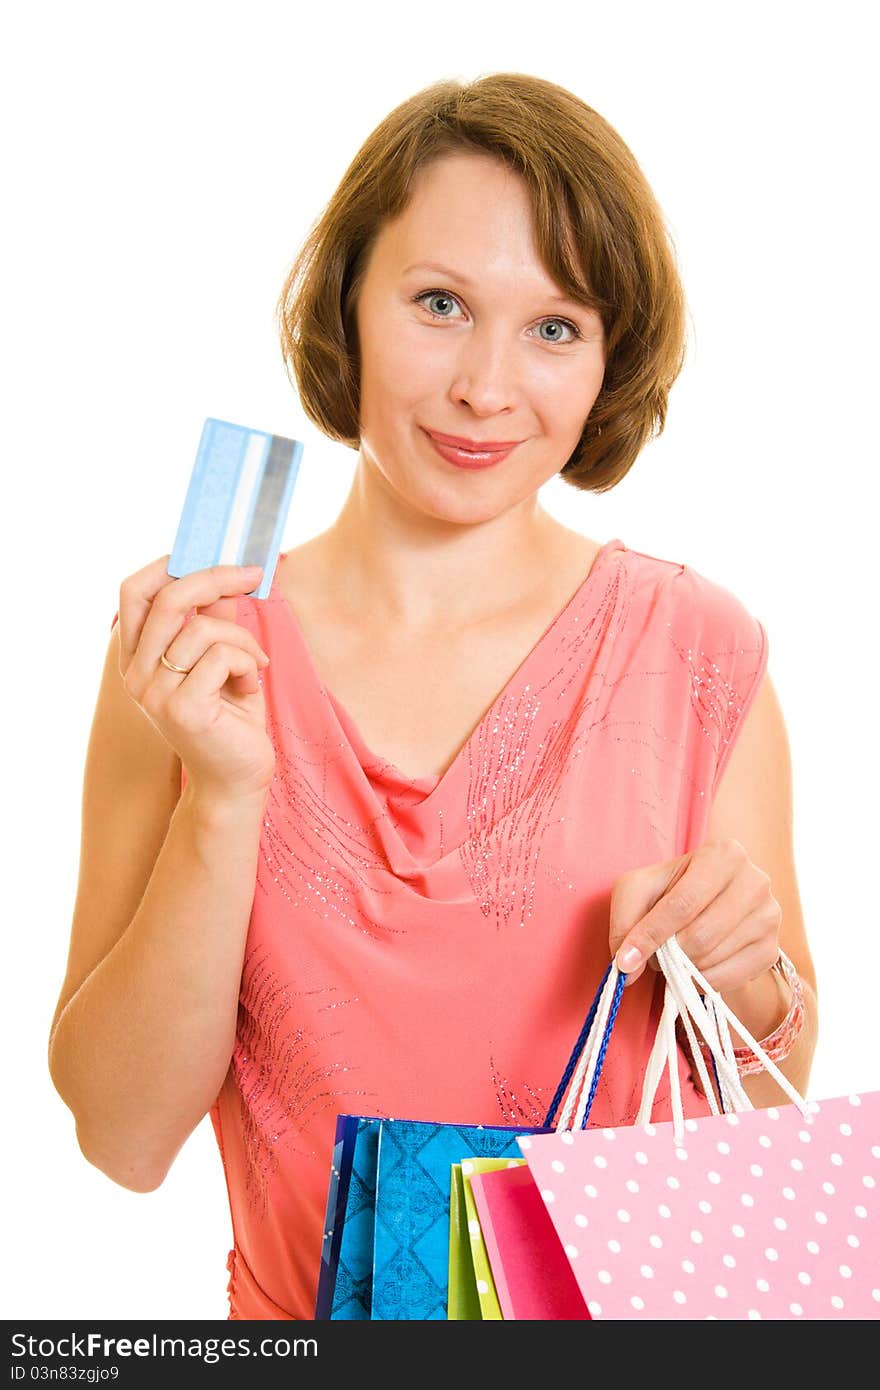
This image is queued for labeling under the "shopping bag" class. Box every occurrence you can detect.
[315,1115,548,1319]
[469,1161,592,1319]
[315,1115,382,1320]
[447,1164,483,1320]
[458,1158,516,1319]
[508,936,880,1321]
[371,1120,544,1320]
[519,1089,880,1320]
[315,966,626,1319]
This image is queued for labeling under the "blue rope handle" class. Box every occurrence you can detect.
[578,971,626,1127]
[543,965,627,1129]
[542,964,610,1127]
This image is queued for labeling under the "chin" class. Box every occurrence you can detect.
[416,480,526,527]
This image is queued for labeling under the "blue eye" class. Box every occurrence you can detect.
[415,290,463,317]
[413,290,581,344]
[535,318,580,344]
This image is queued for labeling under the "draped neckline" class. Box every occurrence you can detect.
[268,538,627,813]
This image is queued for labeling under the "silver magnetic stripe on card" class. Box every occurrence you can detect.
[218,431,269,565]
[240,435,295,567]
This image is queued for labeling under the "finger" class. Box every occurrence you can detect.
[163,643,264,718]
[193,593,251,624]
[614,859,731,979]
[118,557,262,667]
[675,895,778,984]
[118,554,178,667]
[123,563,264,685]
[696,922,779,993]
[158,613,270,681]
[608,854,691,956]
[673,872,772,973]
[678,913,763,984]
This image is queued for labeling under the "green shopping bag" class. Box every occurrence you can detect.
[446,1163,482,1320]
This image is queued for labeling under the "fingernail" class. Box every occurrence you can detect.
[617,946,643,973]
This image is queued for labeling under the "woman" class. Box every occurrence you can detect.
[48,73,817,1320]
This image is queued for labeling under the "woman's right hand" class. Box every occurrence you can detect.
[117,554,276,804]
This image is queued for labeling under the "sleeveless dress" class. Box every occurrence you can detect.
[112,537,769,1318]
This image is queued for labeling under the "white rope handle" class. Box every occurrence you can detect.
[636,936,811,1144]
[663,936,810,1109]
[660,938,752,1112]
[554,938,811,1145]
[711,998,742,1112]
[636,985,678,1127]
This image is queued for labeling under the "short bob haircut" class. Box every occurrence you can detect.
[276,72,688,493]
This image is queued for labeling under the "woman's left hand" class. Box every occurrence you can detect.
[608,839,782,991]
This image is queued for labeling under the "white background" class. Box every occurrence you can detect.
[3,0,877,1322]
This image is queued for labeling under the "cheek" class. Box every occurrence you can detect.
[531,360,604,434]
[359,344,438,464]
[360,315,454,414]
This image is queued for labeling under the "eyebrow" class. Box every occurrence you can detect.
[402,261,595,312]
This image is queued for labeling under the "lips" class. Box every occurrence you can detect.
[421,427,525,473]
[422,428,521,471]
[424,429,522,452]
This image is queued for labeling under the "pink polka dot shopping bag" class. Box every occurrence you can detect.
[501,938,880,1320]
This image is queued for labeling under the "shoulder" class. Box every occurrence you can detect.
[620,544,770,799]
[622,542,768,660]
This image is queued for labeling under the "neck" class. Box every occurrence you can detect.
[320,453,568,631]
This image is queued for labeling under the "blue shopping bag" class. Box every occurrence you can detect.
[315,1114,546,1320]
[314,966,626,1319]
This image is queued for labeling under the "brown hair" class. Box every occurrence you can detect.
[276,73,689,492]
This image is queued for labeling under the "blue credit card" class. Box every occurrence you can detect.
[167,417,304,600]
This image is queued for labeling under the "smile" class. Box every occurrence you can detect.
[422,429,522,470]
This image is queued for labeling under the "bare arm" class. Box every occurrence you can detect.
[704,673,818,1105]
[49,773,266,1192]
[49,561,273,1192]
[610,672,818,1110]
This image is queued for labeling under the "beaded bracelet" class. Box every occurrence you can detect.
[679,949,806,1081]
[731,949,805,1077]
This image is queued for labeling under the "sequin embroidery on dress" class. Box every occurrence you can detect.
[232,942,381,1217]
[198,540,769,1319]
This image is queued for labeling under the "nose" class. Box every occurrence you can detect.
[448,325,520,417]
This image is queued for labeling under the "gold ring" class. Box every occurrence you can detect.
[160,651,193,674]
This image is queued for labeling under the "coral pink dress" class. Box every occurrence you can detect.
[113,538,768,1319]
